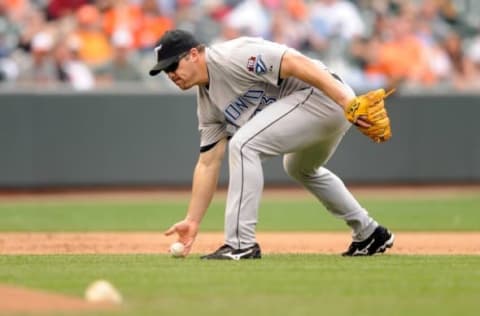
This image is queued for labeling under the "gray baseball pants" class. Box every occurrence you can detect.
[225,87,378,249]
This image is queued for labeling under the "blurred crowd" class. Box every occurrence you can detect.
[1,0,480,92]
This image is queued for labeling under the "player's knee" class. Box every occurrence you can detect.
[283,156,304,180]
[229,134,257,155]
[283,155,320,181]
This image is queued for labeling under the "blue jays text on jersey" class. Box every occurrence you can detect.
[224,89,277,126]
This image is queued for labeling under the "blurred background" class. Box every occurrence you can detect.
[1,0,480,92]
[1,0,479,188]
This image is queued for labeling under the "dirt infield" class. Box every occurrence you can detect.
[1,232,479,255]
[0,284,116,313]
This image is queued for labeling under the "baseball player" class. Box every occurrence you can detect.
[155,29,394,259]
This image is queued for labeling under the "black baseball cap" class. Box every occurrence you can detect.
[149,29,200,76]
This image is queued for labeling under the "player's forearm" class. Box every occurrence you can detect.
[185,161,222,223]
[280,51,353,109]
[185,139,226,224]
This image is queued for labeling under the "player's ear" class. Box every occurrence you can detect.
[189,47,199,60]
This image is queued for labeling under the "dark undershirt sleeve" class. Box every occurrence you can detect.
[200,141,219,153]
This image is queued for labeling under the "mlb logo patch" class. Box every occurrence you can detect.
[247,56,256,72]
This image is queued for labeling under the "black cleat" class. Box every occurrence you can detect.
[201,243,262,260]
[342,225,395,256]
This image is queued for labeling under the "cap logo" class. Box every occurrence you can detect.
[154,44,162,58]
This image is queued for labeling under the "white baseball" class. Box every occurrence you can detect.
[84,279,123,304]
[170,242,185,257]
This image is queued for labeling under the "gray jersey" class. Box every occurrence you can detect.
[196,37,327,148]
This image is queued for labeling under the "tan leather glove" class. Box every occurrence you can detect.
[345,88,395,143]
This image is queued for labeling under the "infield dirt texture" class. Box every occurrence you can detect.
[1,185,479,255]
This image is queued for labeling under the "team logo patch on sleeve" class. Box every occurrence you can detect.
[246,55,267,75]
[254,55,267,75]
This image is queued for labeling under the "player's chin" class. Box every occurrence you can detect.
[176,82,194,90]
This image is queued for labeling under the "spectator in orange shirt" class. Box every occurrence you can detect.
[365,14,435,88]
[102,0,141,38]
[134,0,174,50]
[103,0,173,51]
[73,4,113,68]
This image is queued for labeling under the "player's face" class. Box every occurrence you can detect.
[166,52,197,90]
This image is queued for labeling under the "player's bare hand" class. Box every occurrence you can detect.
[164,219,199,256]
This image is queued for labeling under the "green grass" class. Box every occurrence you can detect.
[0,195,479,231]
[0,254,479,316]
[0,193,479,315]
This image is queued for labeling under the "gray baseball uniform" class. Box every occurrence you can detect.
[197,37,377,249]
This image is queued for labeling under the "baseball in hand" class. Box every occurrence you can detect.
[170,242,185,257]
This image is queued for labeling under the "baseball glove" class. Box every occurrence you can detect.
[345,88,395,143]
